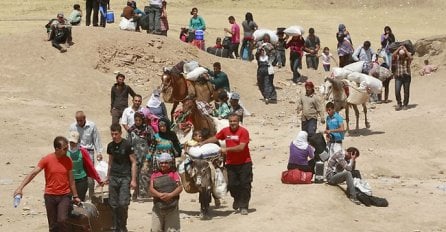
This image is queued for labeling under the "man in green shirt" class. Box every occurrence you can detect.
[206,62,230,92]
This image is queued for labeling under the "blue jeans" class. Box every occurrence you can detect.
[290,52,301,83]
[302,118,317,137]
[395,74,411,106]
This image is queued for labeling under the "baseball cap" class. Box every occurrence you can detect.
[68,131,80,143]
[230,92,240,100]
[158,153,173,162]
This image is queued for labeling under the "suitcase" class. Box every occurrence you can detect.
[67,202,98,232]
[90,189,114,231]
[314,161,325,184]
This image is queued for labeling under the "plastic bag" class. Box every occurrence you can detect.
[95,160,108,187]
[212,168,227,199]
[353,177,372,196]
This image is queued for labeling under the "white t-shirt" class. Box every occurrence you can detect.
[321,52,332,65]
[149,0,163,6]
[120,106,142,127]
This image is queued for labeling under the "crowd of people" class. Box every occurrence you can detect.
[25,1,430,230]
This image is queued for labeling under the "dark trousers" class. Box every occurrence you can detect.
[339,54,352,67]
[378,77,391,102]
[44,194,72,232]
[275,50,286,67]
[229,43,240,59]
[111,108,124,125]
[302,118,317,137]
[306,55,319,70]
[75,177,89,202]
[323,64,331,72]
[226,162,253,210]
[109,176,131,230]
[51,29,73,51]
[146,5,161,33]
[85,0,99,26]
[290,52,301,83]
[395,74,411,107]
[257,64,277,101]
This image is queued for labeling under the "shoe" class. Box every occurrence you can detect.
[240,208,249,215]
[265,98,269,104]
[60,48,67,53]
[349,197,361,205]
[402,106,408,111]
[395,105,402,111]
[232,201,239,210]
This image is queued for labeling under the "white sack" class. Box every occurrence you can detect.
[188,143,221,159]
[212,168,227,199]
[253,29,278,44]
[185,67,208,81]
[347,72,382,94]
[119,17,136,31]
[343,61,365,73]
[332,67,351,80]
[284,25,304,36]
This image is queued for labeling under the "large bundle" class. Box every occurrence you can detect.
[347,72,382,94]
[185,67,208,81]
[206,47,229,58]
[119,17,136,31]
[188,143,221,159]
[369,65,393,81]
[343,61,365,73]
[332,67,352,80]
[253,29,278,44]
[283,25,304,36]
[389,40,415,55]
[347,84,369,105]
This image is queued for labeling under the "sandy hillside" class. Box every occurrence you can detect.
[1,0,446,231]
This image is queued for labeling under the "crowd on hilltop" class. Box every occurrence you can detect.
[19,1,439,231]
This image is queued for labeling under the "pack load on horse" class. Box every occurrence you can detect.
[178,144,226,220]
[319,77,370,132]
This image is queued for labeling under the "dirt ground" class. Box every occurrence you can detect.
[1,0,446,231]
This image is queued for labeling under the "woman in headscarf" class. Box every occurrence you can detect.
[128,112,155,201]
[145,89,168,119]
[148,118,182,171]
[287,131,315,172]
[256,33,277,104]
[380,26,396,68]
[336,23,354,67]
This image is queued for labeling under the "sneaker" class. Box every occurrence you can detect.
[60,48,67,53]
[402,106,408,111]
[240,208,249,215]
[349,197,361,205]
[395,105,402,111]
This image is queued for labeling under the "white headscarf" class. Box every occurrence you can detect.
[147,93,162,108]
[292,131,309,150]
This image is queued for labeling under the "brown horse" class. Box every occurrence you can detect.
[161,61,215,120]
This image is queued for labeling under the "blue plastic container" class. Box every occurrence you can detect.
[106,11,115,23]
[195,30,204,40]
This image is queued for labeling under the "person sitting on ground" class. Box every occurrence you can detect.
[287,131,315,173]
[419,59,438,76]
[121,1,140,31]
[149,153,182,232]
[69,4,82,26]
[229,92,244,123]
[179,27,189,42]
[49,13,73,53]
[213,91,231,119]
[214,37,223,49]
[326,147,361,205]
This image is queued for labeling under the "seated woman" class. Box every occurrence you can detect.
[287,131,315,173]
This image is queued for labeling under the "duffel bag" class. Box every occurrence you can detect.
[281,169,313,184]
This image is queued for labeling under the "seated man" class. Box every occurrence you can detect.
[119,1,140,31]
[325,147,361,205]
[50,13,73,53]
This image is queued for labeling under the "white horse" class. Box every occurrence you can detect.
[320,78,370,133]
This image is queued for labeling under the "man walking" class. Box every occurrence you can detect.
[111,73,137,125]
[69,110,103,199]
[121,94,143,132]
[105,123,137,232]
[14,136,81,231]
[304,28,320,70]
[200,113,252,215]
[224,16,241,59]
[296,81,325,137]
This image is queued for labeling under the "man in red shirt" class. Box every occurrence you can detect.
[14,136,81,231]
[224,16,241,59]
[200,113,252,215]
